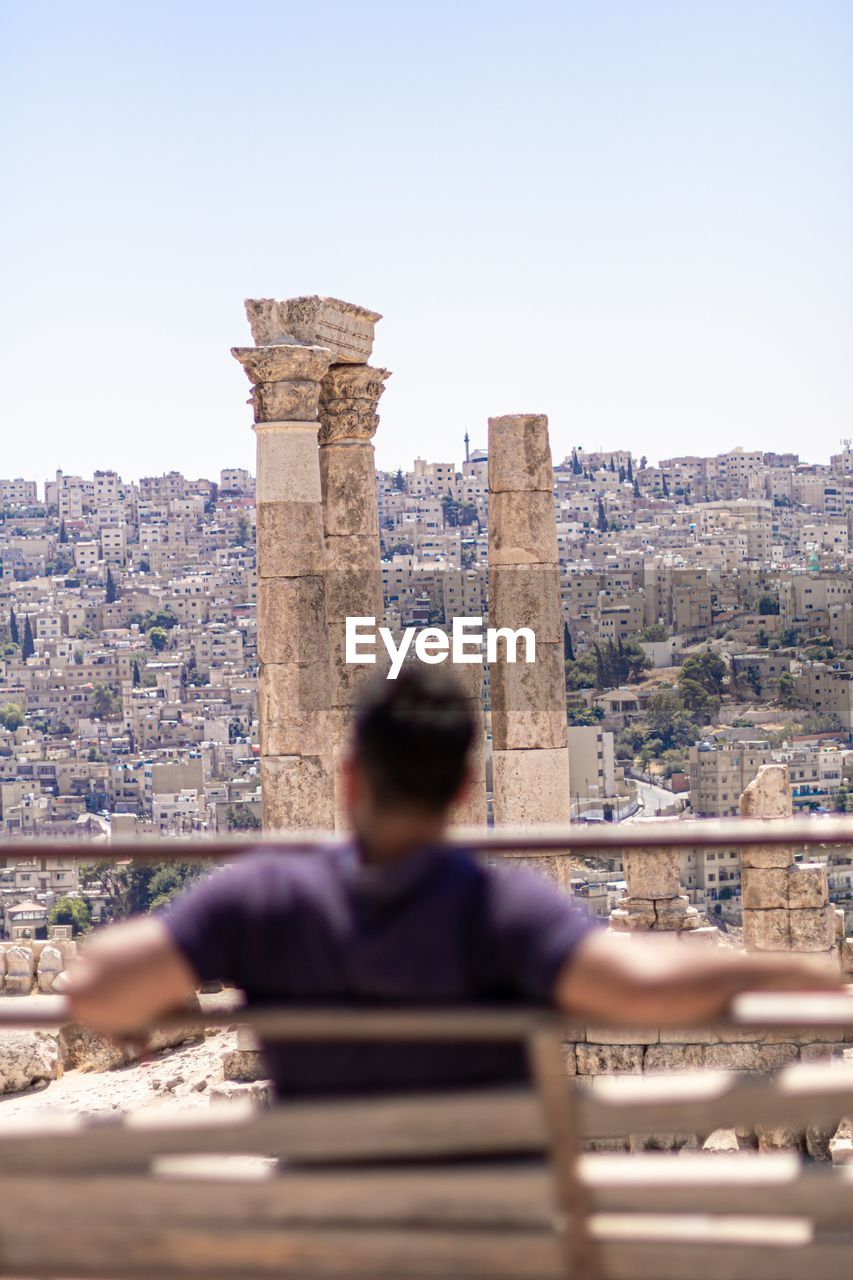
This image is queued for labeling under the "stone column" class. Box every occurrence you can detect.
[609,821,703,933]
[232,338,334,831]
[488,414,571,887]
[740,764,835,954]
[447,658,488,828]
[318,364,390,828]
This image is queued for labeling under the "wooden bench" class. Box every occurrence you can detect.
[2,996,853,1279]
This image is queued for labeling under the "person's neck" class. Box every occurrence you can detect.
[355,814,448,868]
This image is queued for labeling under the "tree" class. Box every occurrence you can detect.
[778,671,798,708]
[633,478,641,499]
[597,497,608,533]
[563,622,575,662]
[744,665,762,698]
[105,567,118,603]
[79,861,205,921]
[131,658,141,686]
[148,626,168,653]
[680,651,726,698]
[640,622,668,641]
[141,608,178,631]
[661,474,670,498]
[646,688,700,752]
[627,457,633,482]
[226,805,262,832]
[49,895,91,935]
[0,703,24,731]
[233,514,250,547]
[59,518,68,544]
[756,593,780,616]
[679,677,719,724]
[21,615,34,659]
[618,465,626,483]
[92,683,120,719]
[609,456,616,472]
[9,608,18,646]
[393,469,406,492]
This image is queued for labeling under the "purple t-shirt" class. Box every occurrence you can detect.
[164,846,596,1097]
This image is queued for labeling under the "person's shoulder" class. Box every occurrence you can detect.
[204,845,347,899]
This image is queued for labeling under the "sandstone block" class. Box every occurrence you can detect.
[836,907,846,942]
[488,491,559,567]
[258,664,332,757]
[742,908,790,951]
[0,1032,61,1092]
[325,566,383,626]
[5,946,34,993]
[490,642,568,751]
[489,565,563,645]
[59,1023,129,1071]
[739,764,792,819]
[37,945,64,994]
[655,901,701,931]
[756,1043,799,1072]
[256,501,327,578]
[222,1049,266,1082]
[703,1042,764,1072]
[500,853,575,893]
[622,848,681,900]
[261,754,334,831]
[609,907,656,931]
[251,379,321,423]
[756,1125,803,1153]
[787,862,829,910]
[232,343,333,385]
[629,1133,700,1153]
[448,775,488,829]
[842,938,853,975]
[789,905,836,952]
[740,846,796,870]
[643,1044,704,1072]
[586,1026,659,1046]
[245,297,380,364]
[664,1025,719,1045]
[488,415,554,493]
[328,620,390,708]
[702,1129,741,1154]
[800,1043,846,1062]
[741,866,788,910]
[806,1122,837,1161]
[492,747,570,826]
[257,576,328,667]
[254,424,323,505]
[320,443,381,538]
[562,1045,577,1076]
[576,1044,643,1075]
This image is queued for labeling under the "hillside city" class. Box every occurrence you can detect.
[3,442,853,935]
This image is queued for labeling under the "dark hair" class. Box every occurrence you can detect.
[353,667,475,812]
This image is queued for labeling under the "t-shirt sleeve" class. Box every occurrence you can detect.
[162,856,283,988]
[481,866,600,1003]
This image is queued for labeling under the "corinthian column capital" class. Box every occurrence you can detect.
[319,365,391,445]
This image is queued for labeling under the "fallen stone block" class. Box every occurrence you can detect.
[0,1031,61,1093]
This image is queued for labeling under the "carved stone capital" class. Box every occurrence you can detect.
[231,344,333,387]
[245,297,381,364]
[318,365,391,444]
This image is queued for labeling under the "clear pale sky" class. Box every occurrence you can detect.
[1,1,851,483]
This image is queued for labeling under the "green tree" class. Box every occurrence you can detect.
[48,895,92,935]
[393,469,406,492]
[756,593,780,616]
[597,497,608,532]
[58,518,68,543]
[9,608,18,645]
[21,615,34,659]
[563,622,575,662]
[778,671,798,708]
[141,608,178,631]
[79,861,205,921]
[640,622,668,641]
[680,651,726,698]
[679,677,719,724]
[148,626,168,653]
[661,474,670,498]
[226,805,262,832]
[132,658,141,686]
[0,703,24,731]
[105,567,118,603]
[633,477,641,499]
[92,683,120,719]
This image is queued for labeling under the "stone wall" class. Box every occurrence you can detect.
[0,939,76,997]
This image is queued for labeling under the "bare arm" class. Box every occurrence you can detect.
[56,917,199,1036]
[556,929,842,1027]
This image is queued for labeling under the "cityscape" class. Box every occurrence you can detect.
[4,441,853,935]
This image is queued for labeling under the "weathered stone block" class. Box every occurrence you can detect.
[629,1132,700,1153]
[448,775,488,829]
[488,491,559,567]
[251,379,321,423]
[37,945,63,995]
[789,905,836,952]
[587,1026,659,1046]
[609,907,656,931]
[5,947,34,995]
[743,908,790,951]
[739,763,793,819]
[644,1044,704,1072]
[232,343,333,385]
[756,1125,803,1153]
[490,643,568,751]
[562,1045,577,1076]
[488,415,554,493]
[842,938,853,974]
[492,747,570,826]
[622,849,681,900]
[261,754,334,831]
[222,1049,267,1082]
[489,565,563,644]
[740,846,796,870]
[576,1044,644,1075]
[787,862,829,910]
[320,443,381,538]
[254,423,323,506]
[655,900,701,931]
[703,1042,764,1072]
[258,664,332,757]
[0,1032,61,1092]
[256,501,327,578]
[325,566,383,625]
[328,620,390,707]
[245,297,380,364]
[742,867,789,910]
[257,576,327,667]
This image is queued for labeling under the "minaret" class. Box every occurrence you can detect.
[464,431,470,463]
